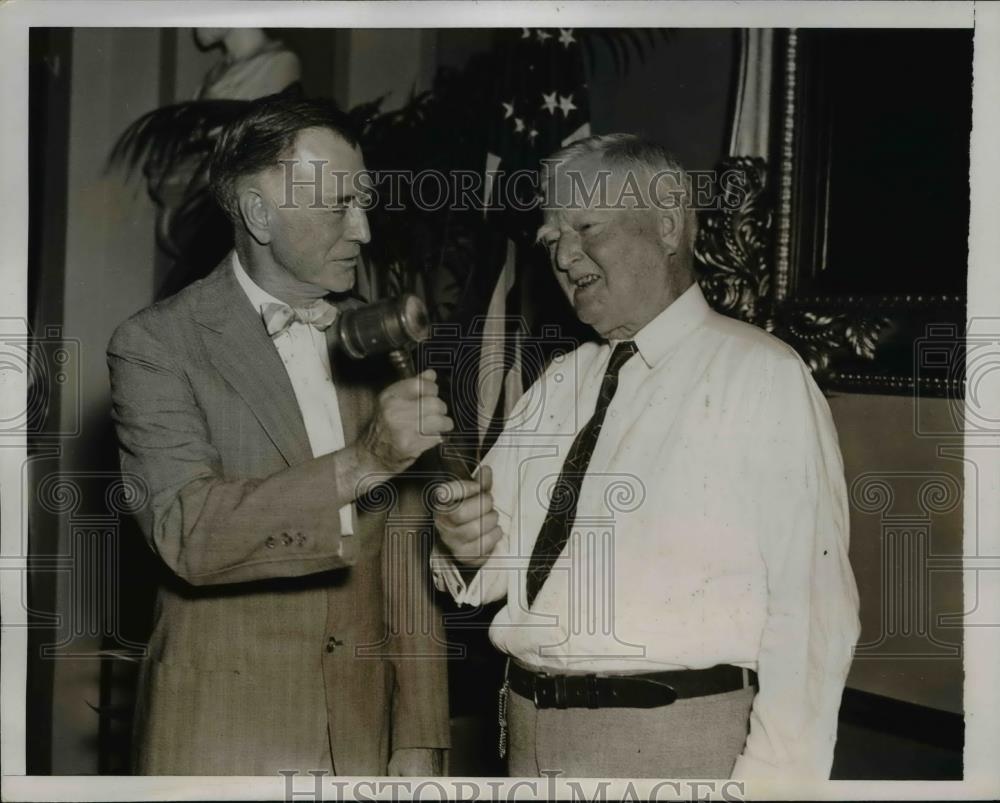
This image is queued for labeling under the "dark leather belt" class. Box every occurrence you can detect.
[509,662,758,710]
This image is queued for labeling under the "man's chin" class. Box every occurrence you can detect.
[325,265,357,294]
[572,299,603,331]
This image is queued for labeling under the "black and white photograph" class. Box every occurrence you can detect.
[1,1,999,800]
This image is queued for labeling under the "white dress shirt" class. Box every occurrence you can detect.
[433,282,860,779]
[232,253,354,535]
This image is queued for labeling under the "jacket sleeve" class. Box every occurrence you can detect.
[107,313,357,586]
[384,477,451,751]
[731,355,861,779]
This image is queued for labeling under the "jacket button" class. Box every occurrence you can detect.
[296,532,306,546]
[281,532,293,546]
[265,535,277,549]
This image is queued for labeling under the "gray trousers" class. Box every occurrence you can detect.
[507,684,755,778]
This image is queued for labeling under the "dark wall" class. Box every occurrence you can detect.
[27,27,73,774]
[278,29,339,99]
[587,29,737,171]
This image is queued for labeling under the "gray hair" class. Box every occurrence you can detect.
[542,133,697,250]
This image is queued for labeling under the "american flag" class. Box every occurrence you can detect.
[455,27,591,460]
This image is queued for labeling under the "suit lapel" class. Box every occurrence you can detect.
[194,259,313,467]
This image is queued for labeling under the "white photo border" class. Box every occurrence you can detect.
[1,2,996,800]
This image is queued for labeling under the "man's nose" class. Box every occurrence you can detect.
[554,231,582,272]
[346,205,371,244]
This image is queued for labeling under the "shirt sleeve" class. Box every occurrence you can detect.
[430,447,514,607]
[731,354,861,780]
[430,368,546,607]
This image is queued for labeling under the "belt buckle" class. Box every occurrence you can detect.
[532,673,549,708]
[534,674,568,709]
[552,675,568,709]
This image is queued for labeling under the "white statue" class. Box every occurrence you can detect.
[194,28,301,101]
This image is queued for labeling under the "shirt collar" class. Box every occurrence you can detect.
[625,281,712,369]
[231,251,285,314]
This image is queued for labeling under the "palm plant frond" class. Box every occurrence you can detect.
[107,98,251,180]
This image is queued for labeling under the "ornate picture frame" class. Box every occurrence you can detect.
[697,28,971,399]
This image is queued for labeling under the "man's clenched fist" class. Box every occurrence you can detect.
[359,369,453,476]
[433,465,504,567]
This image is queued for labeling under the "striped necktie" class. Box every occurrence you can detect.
[525,340,638,607]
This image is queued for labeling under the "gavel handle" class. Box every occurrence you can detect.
[387,348,474,482]
[387,348,416,378]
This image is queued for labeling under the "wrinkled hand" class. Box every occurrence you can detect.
[387,747,444,776]
[433,465,504,567]
[359,369,453,476]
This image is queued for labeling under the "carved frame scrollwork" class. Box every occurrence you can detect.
[695,151,890,385]
[695,156,773,328]
[696,29,967,398]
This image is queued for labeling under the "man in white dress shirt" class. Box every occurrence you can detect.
[433,134,861,779]
[109,97,450,775]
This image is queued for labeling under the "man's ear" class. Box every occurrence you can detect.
[657,206,684,255]
[238,188,272,245]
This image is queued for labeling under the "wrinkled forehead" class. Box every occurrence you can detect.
[541,153,675,215]
[542,153,606,207]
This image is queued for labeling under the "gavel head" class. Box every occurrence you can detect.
[336,293,431,360]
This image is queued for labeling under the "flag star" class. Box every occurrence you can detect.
[558,93,577,117]
[541,91,558,114]
[514,117,525,133]
[521,28,531,39]
[501,100,514,119]
[528,128,539,142]
[536,29,552,43]
[558,28,576,48]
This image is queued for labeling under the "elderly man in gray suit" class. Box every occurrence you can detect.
[108,97,451,776]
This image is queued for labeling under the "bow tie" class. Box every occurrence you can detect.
[260,300,339,338]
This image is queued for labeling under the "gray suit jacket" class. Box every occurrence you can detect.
[107,257,450,775]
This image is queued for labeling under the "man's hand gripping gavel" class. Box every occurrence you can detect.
[336,294,453,474]
[358,368,452,476]
[336,294,502,565]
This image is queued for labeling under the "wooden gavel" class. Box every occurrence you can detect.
[336,293,475,487]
